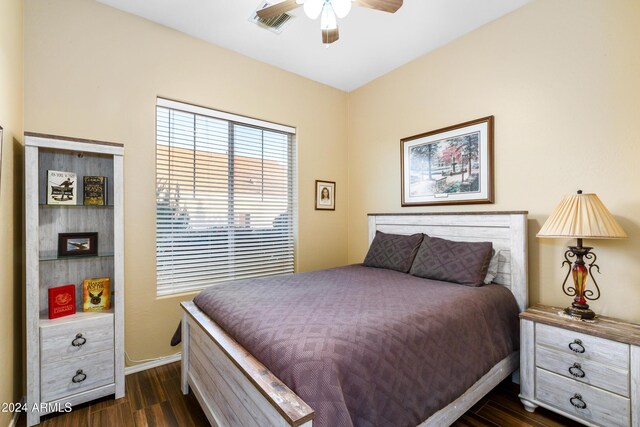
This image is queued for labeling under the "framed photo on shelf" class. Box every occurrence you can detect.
[58,232,99,257]
[47,170,77,205]
[401,116,494,206]
[315,180,335,211]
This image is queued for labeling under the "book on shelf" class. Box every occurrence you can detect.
[83,176,108,205]
[47,170,77,205]
[48,284,76,319]
[82,277,111,312]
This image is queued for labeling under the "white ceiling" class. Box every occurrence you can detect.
[96,0,530,92]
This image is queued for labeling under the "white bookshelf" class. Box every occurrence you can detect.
[25,133,124,426]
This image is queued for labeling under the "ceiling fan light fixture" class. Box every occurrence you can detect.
[256,0,403,46]
[303,0,324,19]
[331,0,351,18]
[320,3,338,30]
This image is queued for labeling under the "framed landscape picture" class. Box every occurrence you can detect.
[401,116,494,206]
[315,180,335,210]
[58,232,99,257]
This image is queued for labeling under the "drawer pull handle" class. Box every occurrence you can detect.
[71,333,87,347]
[568,363,586,378]
[568,339,585,353]
[72,369,87,383]
[570,393,587,409]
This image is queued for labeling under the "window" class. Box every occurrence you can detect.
[156,98,296,295]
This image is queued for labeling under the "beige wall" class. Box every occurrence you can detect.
[24,0,348,362]
[0,0,23,423]
[348,0,640,323]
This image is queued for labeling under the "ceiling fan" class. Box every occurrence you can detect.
[256,0,403,45]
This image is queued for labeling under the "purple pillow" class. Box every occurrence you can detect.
[363,231,424,273]
[409,236,493,286]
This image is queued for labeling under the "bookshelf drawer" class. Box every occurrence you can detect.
[40,314,113,364]
[41,348,114,402]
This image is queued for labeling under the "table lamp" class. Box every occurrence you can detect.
[537,190,627,319]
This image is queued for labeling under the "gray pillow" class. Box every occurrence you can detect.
[410,236,493,286]
[363,231,424,273]
[484,249,501,284]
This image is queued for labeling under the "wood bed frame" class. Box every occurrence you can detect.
[181,211,528,427]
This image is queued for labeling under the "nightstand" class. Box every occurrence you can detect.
[519,304,640,427]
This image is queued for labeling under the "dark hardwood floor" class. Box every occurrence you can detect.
[455,381,581,427]
[18,362,580,426]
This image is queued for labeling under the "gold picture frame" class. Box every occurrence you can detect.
[401,116,494,206]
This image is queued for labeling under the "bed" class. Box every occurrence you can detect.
[180,211,528,427]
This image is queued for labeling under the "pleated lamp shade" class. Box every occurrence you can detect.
[537,192,627,239]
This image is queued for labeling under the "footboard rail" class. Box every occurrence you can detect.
[181,301,314,427]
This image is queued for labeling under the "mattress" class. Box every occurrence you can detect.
[192,264,519,427]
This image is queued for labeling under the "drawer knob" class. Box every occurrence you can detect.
[72,369,87,383]
[71,333,87,347]
[568,363,586,378]
[570,393,587,409]
[568,339,585,353]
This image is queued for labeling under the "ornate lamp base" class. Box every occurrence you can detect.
[561,239,601,321]
[564,304,597,320]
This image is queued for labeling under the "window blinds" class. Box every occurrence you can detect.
[156,98,296,295]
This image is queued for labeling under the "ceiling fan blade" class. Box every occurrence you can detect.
[256,0,300,20]
[322,27,340,44]
[355,0,403,13]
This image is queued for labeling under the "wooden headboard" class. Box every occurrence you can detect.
[368,211,528,312]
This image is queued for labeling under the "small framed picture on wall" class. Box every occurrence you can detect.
[315,180,335,211]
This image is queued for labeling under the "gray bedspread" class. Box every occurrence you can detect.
[193,264,519,427]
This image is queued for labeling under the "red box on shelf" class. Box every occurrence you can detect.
[48,284,76,319]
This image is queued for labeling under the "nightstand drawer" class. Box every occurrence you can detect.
[536,345,629,397]
[41,348,114,402]
[536,322,628,369]
[536,368,630,427]
[40,315,113,364]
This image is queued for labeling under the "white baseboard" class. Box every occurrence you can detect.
[124,353,181,376]
[8,396,25,427]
